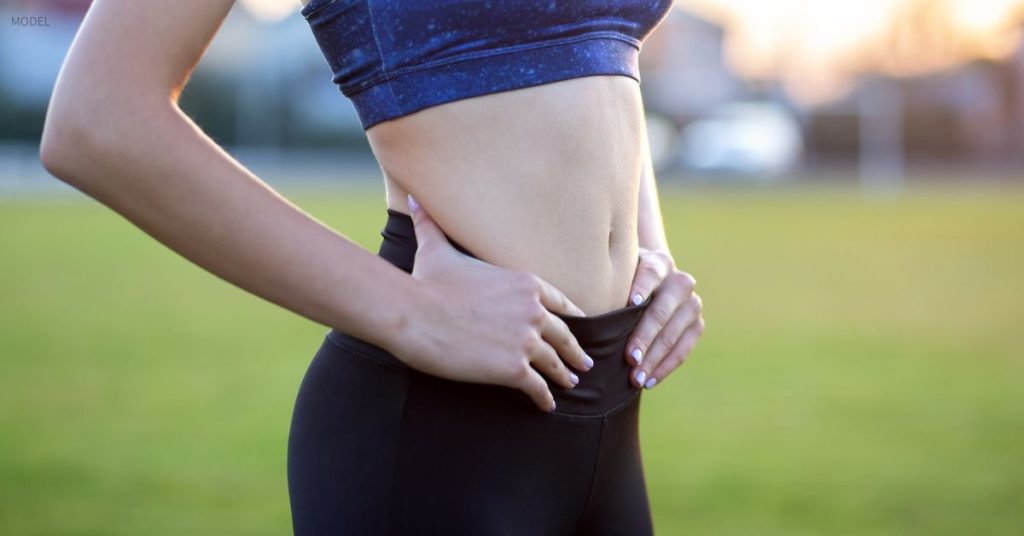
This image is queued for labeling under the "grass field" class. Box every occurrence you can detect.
[1,183,1022,535]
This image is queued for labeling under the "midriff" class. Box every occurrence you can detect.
[365,75,645,316]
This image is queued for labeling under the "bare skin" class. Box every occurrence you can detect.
[41,0,704,412]
[369,75,644,316]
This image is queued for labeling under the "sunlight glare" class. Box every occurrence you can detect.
[240,0,299,23]
[676,0,1024,104]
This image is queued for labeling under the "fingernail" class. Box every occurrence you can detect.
[583,355,594,369]
[644,377,658,390]
[632,293,643,305]
[630,347,643,365]
[407,193,419,212]
[550,400,557,412]
[569,372,579,386]
[635,370,646,386]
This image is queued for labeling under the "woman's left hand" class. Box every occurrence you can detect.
[624,248,705,389]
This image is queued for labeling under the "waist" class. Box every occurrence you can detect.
[369,76,646,315]
[367,208,652,417]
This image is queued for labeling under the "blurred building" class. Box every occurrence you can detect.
[806,27,1024,172]
[640,8,803,178]
[640,8,746,122]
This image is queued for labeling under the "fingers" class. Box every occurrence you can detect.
[624,287,683,369]
[647,316,705,388]
[407,193,449,255]
[513,362,557,413]
[539,310,594,373]
[627,249,673,307]
[636,297,695,370]
[525,332,580,390]
[531,273,586,317]
[514,277,592,408]
[624,271,697,379]
[631,292,702,388]
[512,330,577,413]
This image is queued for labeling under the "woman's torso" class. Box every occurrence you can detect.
[368,74,645,316]
[295,0,651,316]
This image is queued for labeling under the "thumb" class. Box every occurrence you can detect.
[628,252,666,307]
[407,194,450,255]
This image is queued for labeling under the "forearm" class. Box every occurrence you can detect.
[636,113,672,256]
[40,100,419,355]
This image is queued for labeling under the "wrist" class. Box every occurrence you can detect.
[373,275,439,364]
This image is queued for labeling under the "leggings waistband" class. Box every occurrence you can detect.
[365,207,651,417]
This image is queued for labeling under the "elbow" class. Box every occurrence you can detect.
[39,109,95,184]
[40,107,127,191]
[39,93,130,185]
[40,93,175,186]
[38,134,69,182]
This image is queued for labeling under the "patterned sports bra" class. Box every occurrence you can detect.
[300,0,675,130]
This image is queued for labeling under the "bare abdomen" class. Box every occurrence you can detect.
[366,75,645,316]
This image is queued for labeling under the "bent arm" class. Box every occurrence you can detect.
[39,0,419,354]
[636,110,672,256]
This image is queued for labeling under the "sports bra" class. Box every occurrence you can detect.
[300,0,675,130]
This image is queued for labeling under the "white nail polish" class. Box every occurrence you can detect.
[644,377,657,389]
[630,348,643,365]
[632,293,643,306]
[635,370,646,386]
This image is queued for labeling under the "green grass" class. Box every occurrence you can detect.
[1,183,1022,535]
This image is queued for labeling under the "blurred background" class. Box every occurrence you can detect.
[1,0,1022,534]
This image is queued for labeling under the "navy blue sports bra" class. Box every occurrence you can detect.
[300,0,675,130]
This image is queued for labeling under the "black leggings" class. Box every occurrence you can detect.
[287,208,655,535]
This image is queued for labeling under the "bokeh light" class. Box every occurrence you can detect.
[679,0,1024,103]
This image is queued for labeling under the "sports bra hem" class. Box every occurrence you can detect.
[339,31,642,96]
[346,35,643,130]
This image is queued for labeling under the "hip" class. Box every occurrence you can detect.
[286,213,656,532]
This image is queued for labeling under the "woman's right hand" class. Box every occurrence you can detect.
[391,194,594,413]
